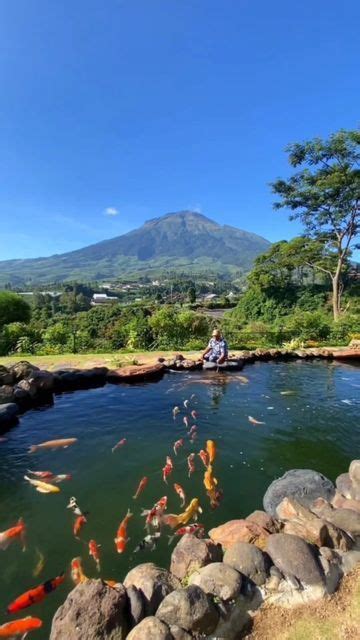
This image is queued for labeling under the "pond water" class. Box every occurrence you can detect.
[0,360,359,638]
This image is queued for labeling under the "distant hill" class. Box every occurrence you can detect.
[0,211,271,285]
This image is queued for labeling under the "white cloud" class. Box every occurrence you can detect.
[104,207,119,216]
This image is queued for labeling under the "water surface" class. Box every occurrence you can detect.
[0,360,359,638]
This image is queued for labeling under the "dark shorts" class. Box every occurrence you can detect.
[204,353,226,363]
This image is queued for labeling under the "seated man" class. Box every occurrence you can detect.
[202,329,228,365]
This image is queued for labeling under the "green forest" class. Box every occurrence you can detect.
[0,129,359,356]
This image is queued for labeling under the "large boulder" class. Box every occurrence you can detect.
[126,585,145,629]
[170,534,222,581]
[156,585,219,635]
[0,365,14,385]
[336,473,354,499]
[123,563,180,616]
[246,510,279,533]
[28,370,55,393]
[209,519,269,551]
[126,617,172,640]
[266,533,324,587]
[189,562,242,601]
[0,402,18,430]
[169,625,192,639]
[0,385,15,404]
[107,364,165,383]
[332,492,360,514]
[349,461,360,487]
[311,499,360,536]
[263,469,335,518]
[213,591,263,640]
[223,542,268,586]
[50,580,128,640]
[9,360,40,381]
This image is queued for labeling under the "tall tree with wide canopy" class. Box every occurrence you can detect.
[271,129,360,319]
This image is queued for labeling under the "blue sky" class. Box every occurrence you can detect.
[0,0,359,260]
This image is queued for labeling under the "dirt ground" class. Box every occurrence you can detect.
[245,566,360,640]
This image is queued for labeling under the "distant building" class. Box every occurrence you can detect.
[203,293,218,301]
[91,293,119,306]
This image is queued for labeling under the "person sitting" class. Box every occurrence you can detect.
[202,329,228,365]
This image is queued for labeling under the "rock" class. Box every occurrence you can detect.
[126,617,172,640]
[0,402,18,430]
[156,585,219,635]
[246,510,278,533]
[209,519,269,551]
[126,585,145,629]
[223,542,268,586]
[169,625,192,640]
[0,365,14,385]
[349,460,360,487]
[28,370,55,392]
[213,591,263,640]
[123,563,180,616]
[263,469,335,518]
[170,534,222,581]
[318,554,342,594]
[336,473,353,499]
[314,503,360,536]
[16,378,39,398]
[332,491,360,514]
[0,385,15,404]
[189,562,242,601]
[339,550,360,575]
[50,579,128,640]
[266,533,324,586]
[277,497,352,550]
[107,363,165,383]
[9,361,40,381]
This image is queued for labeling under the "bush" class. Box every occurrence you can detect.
[0,291,31,327]
[282,311,332,342]
[329,314,360,345]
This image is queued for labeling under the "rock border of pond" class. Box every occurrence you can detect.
[48,459,360,639]
[0,347,359,432]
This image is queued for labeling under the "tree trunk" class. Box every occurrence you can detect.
[332,260,343,321]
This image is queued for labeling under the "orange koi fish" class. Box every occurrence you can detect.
[248,415,265,425]
[173,439,184,455]
[0,518,26,552]
[207,487,223,510]
[162,456,173,484]
[89,540,101,572]
[114,509,133,553]
[168,523,205,544]
[70,557,88,585]
[173,483,186,507]
[198,449,209,468]
[7,574,65,614]
[73,515,87,538]
[0,617,43,637]
[133,476,148,500]
[187,453,196,477]
[206,440,216,464]
[141,496,167,529]
[29,438,77,453]
[162,498,202,529]
[191,410,198,420]
[112,438,127,453]
[27,470,54,479]
[203,464,218,492]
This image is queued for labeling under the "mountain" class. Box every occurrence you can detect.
[0,211,270,285]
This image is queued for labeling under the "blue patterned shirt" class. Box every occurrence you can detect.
[207,337,228,358]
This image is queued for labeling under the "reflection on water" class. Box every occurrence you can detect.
[0,360,359,638]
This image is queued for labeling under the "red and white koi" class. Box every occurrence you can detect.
[173,439,184,455]
[112,438,127,453]
[183,416,189,428]
[173,483,186,507]
[27,470,54,479]
[133,476,148,500]
[141,496,167,529]
[168,523,205,544]
[187,425,197,437]
[191,410,198,420]
[73,515,87,538]
[198,449,209,467]
[162,456,173,483]
[89,539,101,572]
[248,416,265,425]
[187,453,196,477]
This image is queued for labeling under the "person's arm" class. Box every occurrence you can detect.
[202,340,212,359]
[217,340,228,364]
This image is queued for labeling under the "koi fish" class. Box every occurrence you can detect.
[114,509,133,553]
[27,470,54,479]
[24,475,60,494]
[207,487,223,510]
[32,549,45,578]
[29,438,77,453]
[204,464,218,492]
[73,515,87,538]
[187,453,196,477]
[198,449,209,467]
[206,440,216,464]
[7,574,65,614]
[235,375,249,384]
[89,540,101,572]
[162,456,173,483]
[248,416,265,425]
[183,399,190,408]
[134,532,161,553]
[188,425,197,436]
[52,473,72,483]
[191,410,198,420]
[183,416,189,428]
[162,498,203,529]
[0,518,26,552]
[172,406,181,418]
[133,476,148,500]
[67,497,85,516]
[112,438,127,453]
[70,557,88,585]
[168,523,205,544]
[141,496,167,529]
[173,439,184,455]
[280,390,295,396]
[0,617,43,637]
[190,394,196,400]
[173,483,186,507]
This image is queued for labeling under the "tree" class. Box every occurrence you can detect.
[0,291,31,327]
[187,285,196,303]
[271,129,360,319]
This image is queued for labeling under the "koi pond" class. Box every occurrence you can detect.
[0,360,359,638]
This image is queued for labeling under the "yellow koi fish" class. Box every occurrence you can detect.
[24,476,60,494]
[203,465,218,492]
[70,557,88,586]
[32,549,45,577]
[206,440,217,464]
[162,498,202,529]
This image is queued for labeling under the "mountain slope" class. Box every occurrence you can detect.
[0,211,270,285]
